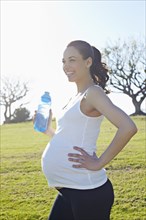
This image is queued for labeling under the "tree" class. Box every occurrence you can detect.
[0,77,29,123]
[104,38,146,115]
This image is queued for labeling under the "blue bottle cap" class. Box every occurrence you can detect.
[41,91,51,102]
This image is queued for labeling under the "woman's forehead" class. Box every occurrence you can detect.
[63,46,81,58]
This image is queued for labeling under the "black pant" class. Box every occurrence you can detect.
[48,179,114,220]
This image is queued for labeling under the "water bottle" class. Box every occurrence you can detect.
[34,92,51,132]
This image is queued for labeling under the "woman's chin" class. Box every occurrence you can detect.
[67,77,76,82]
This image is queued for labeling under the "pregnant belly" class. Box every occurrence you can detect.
[41,142,107,188]
[41,142,73,178]
[41,139,97,183]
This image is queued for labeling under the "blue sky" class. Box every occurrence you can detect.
[1,0,145,120]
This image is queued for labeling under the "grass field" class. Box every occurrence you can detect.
[1,116,145,220]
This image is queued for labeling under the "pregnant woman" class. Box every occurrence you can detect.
[39,40,137,220]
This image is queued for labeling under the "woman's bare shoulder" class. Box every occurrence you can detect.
[87,85,107,99]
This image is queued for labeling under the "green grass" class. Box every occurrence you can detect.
[1,117,145,219]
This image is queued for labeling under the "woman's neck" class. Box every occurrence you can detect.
[76,81,95,94]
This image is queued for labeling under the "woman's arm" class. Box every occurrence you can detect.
[44,126,55,137]
[89,86,137,169]
[68,86,137,170]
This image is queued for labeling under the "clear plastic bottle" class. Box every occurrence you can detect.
[34,92,51,132]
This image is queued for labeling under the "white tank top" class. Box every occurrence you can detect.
[41,86,107,189]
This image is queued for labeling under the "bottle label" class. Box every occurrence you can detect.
[37,104,50,118]
[34,104,50,132]
[34,112,49,132]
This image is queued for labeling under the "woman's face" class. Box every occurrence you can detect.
[62,46,92,83]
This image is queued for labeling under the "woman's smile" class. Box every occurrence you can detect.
[65,71,76,80]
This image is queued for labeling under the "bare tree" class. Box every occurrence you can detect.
[0,77,29,123]
[104,38,146,115]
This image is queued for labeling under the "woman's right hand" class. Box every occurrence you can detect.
[44,109,55,137]
[33,109,55,137]
[32,110,37,124]
[46,109,53,130]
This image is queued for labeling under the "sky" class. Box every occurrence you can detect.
[1,0,146,122]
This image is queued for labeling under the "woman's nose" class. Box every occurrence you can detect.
[63,62,70,72]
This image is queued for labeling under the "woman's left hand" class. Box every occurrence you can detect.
[68,146,101,171]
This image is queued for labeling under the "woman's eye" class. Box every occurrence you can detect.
[70,59,75,62]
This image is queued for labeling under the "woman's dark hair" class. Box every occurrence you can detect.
[67,40,109,93]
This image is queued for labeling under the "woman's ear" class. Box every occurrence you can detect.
[86,57,93,68]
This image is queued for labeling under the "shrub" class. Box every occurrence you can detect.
[11,107,30,123]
